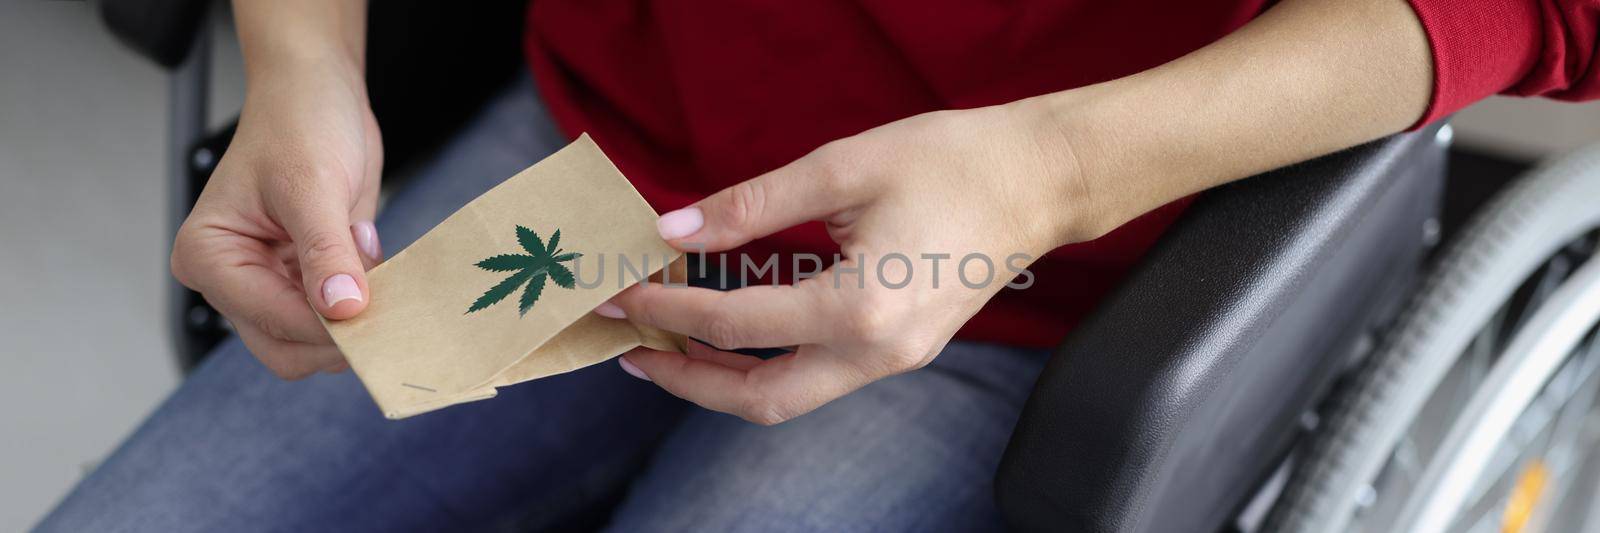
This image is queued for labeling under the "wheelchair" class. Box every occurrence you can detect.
[103,1,1600,531]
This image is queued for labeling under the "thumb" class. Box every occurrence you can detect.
[280,198,370,320]
[658,153,859,252]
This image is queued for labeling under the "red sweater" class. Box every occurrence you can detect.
[525,0,1600,348]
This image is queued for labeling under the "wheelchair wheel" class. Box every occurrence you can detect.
[1266,142,1600,533]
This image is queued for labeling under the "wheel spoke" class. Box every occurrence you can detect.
[1451,324,1600,529]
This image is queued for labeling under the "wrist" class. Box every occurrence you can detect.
[235,1,368,98]
[246,49,366,93]
[240,54,372,127]
[1007,89,1123,249]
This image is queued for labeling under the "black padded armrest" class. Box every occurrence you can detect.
[996,127,1447,532]
[99,0,211,69]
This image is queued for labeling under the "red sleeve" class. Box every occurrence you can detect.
[1407,0,1600,127]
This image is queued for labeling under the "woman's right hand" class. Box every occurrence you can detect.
[170,55,383,380]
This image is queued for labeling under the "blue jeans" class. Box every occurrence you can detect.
[36,75,1049,533]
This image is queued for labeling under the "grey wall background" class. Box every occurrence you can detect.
[1,3,174,530]
[0,2,244,530]
[1,1,1598,530]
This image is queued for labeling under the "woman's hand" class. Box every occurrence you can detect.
[170,56,382,379]
[601,102,1093,424]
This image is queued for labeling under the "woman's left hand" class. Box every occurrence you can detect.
[600,102,1102,425]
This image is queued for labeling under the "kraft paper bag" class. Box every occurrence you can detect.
[325,134,686,419]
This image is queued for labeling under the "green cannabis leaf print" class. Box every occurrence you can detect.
[467,226,582,316]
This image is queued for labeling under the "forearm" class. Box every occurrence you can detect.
[1028,0,1433,242]
[233,0,369,94]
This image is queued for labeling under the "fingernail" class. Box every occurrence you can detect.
[322,274,362,307]
[594,301,627,319]
[618,356,651,381]
[656,207,703,240]
[352,221,381,261]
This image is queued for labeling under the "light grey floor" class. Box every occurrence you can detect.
[2,2,1598,532]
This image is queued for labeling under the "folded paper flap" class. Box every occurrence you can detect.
[325,135,681,417]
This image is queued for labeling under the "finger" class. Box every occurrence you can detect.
[622,346,866,425]
[235,321,344,380]
[174,229,333,344]
[268,179,369,320]
[614,340,760,380]
[351,164,382,267]
[355,158,382,224]
[684,339,765,370]
[351,220,382,269]
[609,282,830,350]
[657,151,864,252]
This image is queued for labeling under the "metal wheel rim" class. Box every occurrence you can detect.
[1355,238,1600,532]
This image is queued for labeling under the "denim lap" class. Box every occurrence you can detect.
[607,341,1046,532]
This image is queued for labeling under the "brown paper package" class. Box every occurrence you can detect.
[324,135,686,419]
